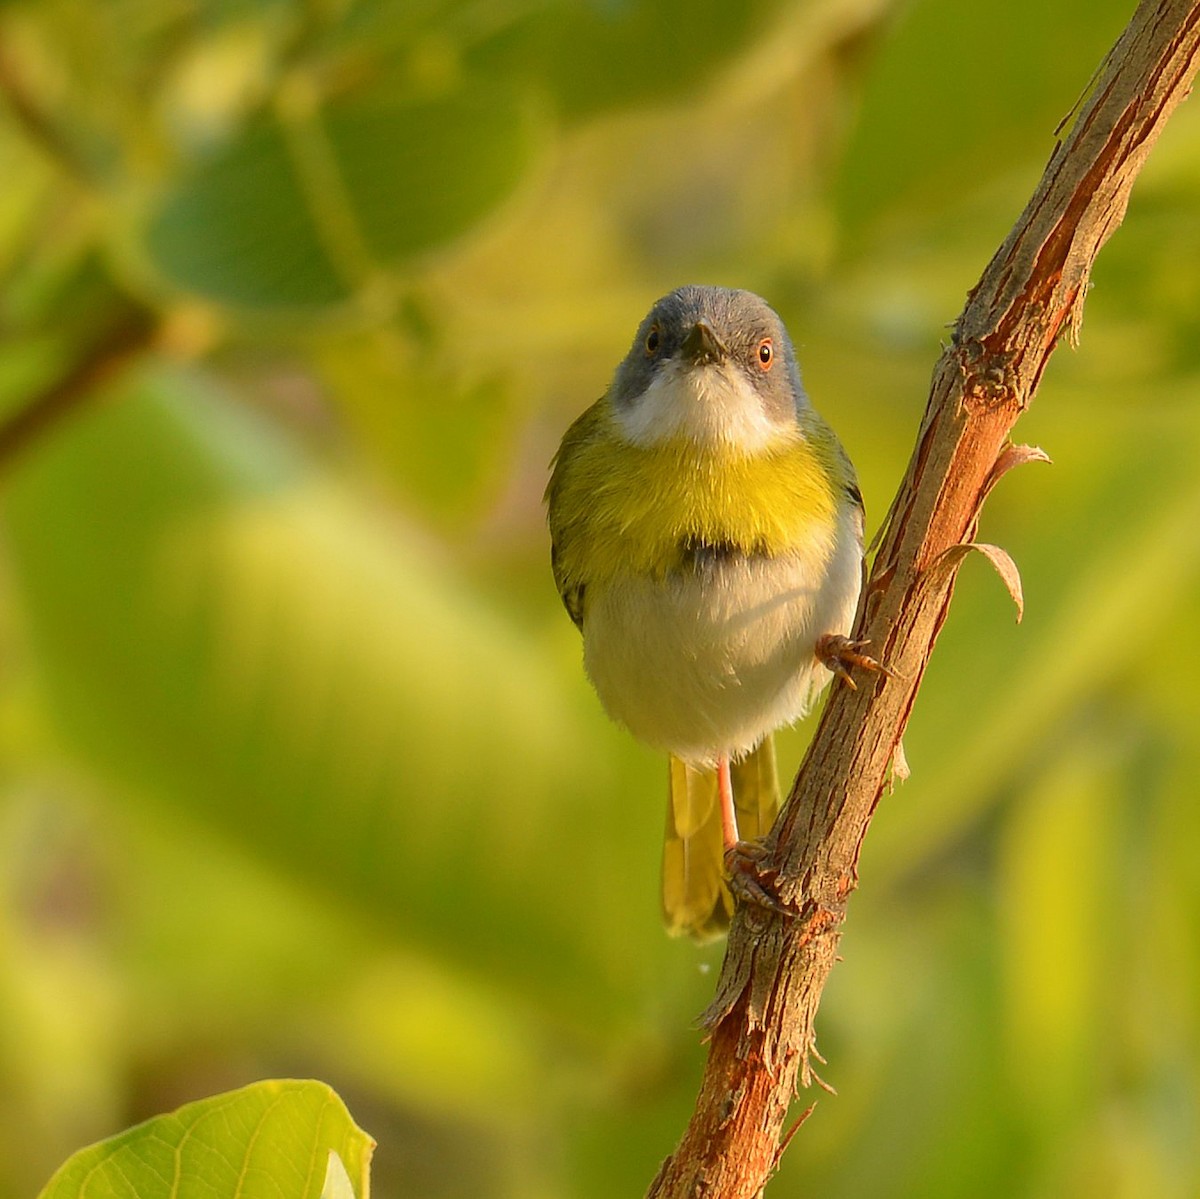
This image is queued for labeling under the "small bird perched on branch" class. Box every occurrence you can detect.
[547,285,881,940]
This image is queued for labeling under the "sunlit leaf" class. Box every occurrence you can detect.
[37,1080,373,1199]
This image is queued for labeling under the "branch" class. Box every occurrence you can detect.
[0,311,159,468]
[0,35,94,183]
[647,3,1200,1195]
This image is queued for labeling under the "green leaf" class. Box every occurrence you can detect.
[326,85,538,263]
[466,0,781,121]
[146,116,350,309]
[37,1079,374,1199]
[144,82,539,310]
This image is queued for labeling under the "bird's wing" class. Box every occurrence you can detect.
[545,399,611,629]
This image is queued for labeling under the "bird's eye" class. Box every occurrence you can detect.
[645,325,660,355]
[757,338,774,370]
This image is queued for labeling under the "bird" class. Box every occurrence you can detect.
[546,285,879,940]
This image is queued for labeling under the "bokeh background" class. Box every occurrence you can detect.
[2,0,1199,1195]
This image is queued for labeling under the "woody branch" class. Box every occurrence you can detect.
[647,2,1200,1196]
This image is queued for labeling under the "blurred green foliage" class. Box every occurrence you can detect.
[0,0,1197,1196]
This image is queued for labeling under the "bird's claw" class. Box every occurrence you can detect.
[815,634,898,689]
[724,841,792,918]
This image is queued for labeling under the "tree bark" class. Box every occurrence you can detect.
[647,2,1200,1195]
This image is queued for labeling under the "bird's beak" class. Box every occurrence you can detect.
[680,320,727,365]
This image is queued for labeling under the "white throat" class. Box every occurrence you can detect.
[613,361,784,451]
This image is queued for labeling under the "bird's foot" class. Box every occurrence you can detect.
[815,634,897,690]
[724,840,791,918]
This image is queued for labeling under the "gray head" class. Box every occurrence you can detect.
[609,285,808,450]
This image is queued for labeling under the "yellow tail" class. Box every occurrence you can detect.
[661,736,781,941]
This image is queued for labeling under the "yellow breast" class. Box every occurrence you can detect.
[547,398,845,597]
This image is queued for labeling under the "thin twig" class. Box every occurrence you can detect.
[0,313,159,468]
[647,3,1200,1195]
[0,37,93,183]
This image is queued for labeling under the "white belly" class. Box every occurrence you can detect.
[582,512,861,765]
